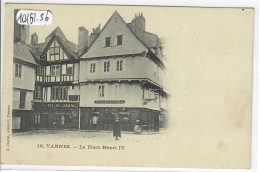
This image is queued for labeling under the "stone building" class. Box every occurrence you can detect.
[12,11,168,132]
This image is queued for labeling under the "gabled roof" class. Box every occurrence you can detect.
[33,27,79,60]
[79,11,149,58]
[45,26,66,40]
[14,42,38,65]
[80,11,164,67]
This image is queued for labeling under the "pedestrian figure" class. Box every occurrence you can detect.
[134,120,142,134]
[113,119,121,140]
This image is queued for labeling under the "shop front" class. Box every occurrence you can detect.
[34,102,79,130]
[80,107,160,132]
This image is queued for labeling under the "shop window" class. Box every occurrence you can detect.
[15,63,22,78]
[90,115,99,124]
[104,61,110,72]
[98,85,105,98]
[54,115,61,123]
[103,113,114,124]
[90,63,96,73]
[116,60,123,71]
[34,115,40,124]
[35,86,42,98]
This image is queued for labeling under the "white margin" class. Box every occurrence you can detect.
[1,0,259,172]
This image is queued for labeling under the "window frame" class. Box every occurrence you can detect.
[90,63,96,73]
[105,37,111,47]
[35,86,43,98]
[117,35,123,45]
[15,63,22,78]
[116,60,123,71]
[98,85,105,98]
[104,61,110,72]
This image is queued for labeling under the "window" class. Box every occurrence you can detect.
[51,86,68,100]
[15,63,22,78]
[90,63,96,73]
[35,86,42,98]
[19,91,26,109]
[51,65,60,76]
[37,66,43,75]
[116,60,123,71]
[105,37,111,47]
[35,115,40,124]
[49,41,60,61]
[104,62,110,72]
[115,84,122,98]
[66,64,73,75]
[117,35,123,45]
[98,85,105,98]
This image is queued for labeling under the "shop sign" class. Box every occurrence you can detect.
[35,102,78,108]
[94,100,125,104]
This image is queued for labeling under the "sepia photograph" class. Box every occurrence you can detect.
[1,2,256,171]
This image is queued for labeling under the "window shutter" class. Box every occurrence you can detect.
[102,38,105,47]
[113,36,117,46]
[122,35,125,45]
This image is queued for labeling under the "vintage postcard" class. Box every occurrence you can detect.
[1,3,254,169]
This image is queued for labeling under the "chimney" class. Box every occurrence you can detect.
[131,12,145,41]
[14,9,29,44]
[21,25,29,44]
[78,27,89,56]
[31,33,38,45]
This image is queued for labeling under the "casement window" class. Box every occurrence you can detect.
[104,61,110,72]
[47,41,68,61]
[66,64,73,75]
[116,60,123,71]
[49,41,60,61]
[105,37,111,47]
[61,64,74,75]
[51,86,68,100]
[34,115,40,124]
[117,35,123,45]
[35,86,43,98]
[90,63,96,73]
[15,63,22,78]
[37,66,43,75]
[115,84,122,98]
[51,65,60,76]
[98,85,105,98]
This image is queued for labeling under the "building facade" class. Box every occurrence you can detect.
[12,11,168,132]
[79,12,167,131]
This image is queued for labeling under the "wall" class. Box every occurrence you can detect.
[80,56,163,86]
[81,12,147,59]
[80,82,161,111]
[13,63,35,90]
[12,88,33,110]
